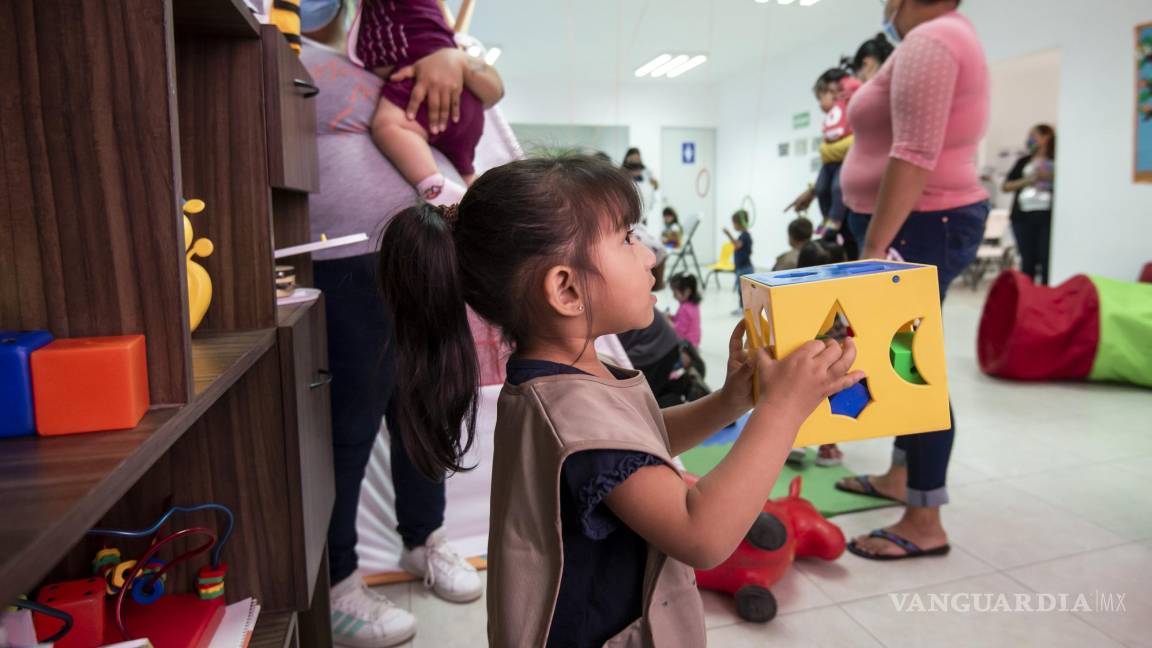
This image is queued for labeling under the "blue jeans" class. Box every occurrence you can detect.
[316,253,447,585]
[847,201,988,507]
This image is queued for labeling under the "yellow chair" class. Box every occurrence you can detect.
[705,242,736,289]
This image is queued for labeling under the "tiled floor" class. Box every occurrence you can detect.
[371,280,1152,647]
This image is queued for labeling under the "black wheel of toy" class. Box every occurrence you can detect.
[745,512,787,551]
[735,584,777,622]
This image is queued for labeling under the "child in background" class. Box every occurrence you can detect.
[378,156,862,646]
[815,66,862,259]
[724,209,755,315]
[668,273,702,347]
[661,207,684,249]
[772,217,815,271]
[348,0,505,204]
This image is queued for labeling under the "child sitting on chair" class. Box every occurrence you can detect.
[661,207,684,249]
[348,0,505,204]
[772,217,814,271]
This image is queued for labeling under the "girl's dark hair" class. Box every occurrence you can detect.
[663,207,679,222]
[623,147,642,163]
[669,273,701,304]
[732,209,750,229]
[378,156,641,478]
[813,65,850,96]
[1033,123,1056,159]
[852,34,895,73]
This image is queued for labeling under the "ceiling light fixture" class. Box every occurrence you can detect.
[634,54,673,77]
[650,54,691,78]
[799,0,822,5]
[666,55,708,78]
[777,0,797,5]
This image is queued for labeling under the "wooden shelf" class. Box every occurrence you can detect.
[174,0,261,39]
[0,329,275,604]
[251,611,298,648]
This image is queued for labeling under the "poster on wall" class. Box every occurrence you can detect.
[1136,22,1152,183]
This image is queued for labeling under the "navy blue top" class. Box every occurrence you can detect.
[505,358,663,648]
[734,231,753,269]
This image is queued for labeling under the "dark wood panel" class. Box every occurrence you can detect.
[277,298,334,605]
[262,26,320,193]
[272,190,314,289]
[297,552,334,648]
[251,611,298,648]
[0,0,190,404]
[0,329,274,604]
[174,0,260,39]
[176,32,277,332]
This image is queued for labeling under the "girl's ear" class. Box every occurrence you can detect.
[542,265,584,318]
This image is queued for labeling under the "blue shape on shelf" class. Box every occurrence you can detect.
[0,330,55,438]
[829,380,871,419]
[748,260,920,287]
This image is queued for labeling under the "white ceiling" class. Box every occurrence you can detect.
[467,0,883,85]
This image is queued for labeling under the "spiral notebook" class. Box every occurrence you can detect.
[207,598,261,648]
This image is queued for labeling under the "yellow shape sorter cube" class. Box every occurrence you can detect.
[740,260,950,448]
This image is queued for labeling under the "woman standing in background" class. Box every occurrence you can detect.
[1003,124,1056,285]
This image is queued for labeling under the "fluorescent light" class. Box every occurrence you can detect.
[666,55,708,78]
[651,54,690,78]
[777,0,797,4]
[754,0,771,3]
[799,0,821,5]
[484,47,502,65]
[635,54,673,77]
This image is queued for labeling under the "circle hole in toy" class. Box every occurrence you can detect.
[892,275,901,283]
[889,319,927,385]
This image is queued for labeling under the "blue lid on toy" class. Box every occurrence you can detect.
[746,261,922,287]
[0,330,54,352]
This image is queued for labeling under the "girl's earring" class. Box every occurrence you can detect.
[578,305,585,312]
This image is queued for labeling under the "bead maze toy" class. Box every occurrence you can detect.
[183,199,214,333]
[740,261,950,448]
[31,504,234,648]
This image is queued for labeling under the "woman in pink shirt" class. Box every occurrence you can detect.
[837,0,989,561]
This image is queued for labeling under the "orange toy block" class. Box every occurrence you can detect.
[31,335,150,435]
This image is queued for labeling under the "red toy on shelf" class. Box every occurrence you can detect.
[686,473,845,622]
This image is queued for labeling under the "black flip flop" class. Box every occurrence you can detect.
[847,529,952,561]
[834,475,903,503]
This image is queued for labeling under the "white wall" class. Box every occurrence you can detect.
[712,0,1152,282]
[983,49,1061,210]
[499,77,719,186]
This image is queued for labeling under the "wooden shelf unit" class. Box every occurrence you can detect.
[0,1,333,645]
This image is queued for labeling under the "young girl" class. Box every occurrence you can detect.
[348,0,505,204]
[661,207,683,249]
[378,156,862,647]
[668,273,701,347]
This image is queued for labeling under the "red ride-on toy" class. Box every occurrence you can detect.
[685,474,845,622]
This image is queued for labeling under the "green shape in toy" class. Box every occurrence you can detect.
[889,332,926,385]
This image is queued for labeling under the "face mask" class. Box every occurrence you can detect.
[299,0,342,33]
[882,1,903,45]
[1026,137,1039,152]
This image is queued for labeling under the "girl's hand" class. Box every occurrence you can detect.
[785,187,816,213]
[756,338,865,429]
[718,320,756,413]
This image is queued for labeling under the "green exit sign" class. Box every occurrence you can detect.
[793,112,811,129]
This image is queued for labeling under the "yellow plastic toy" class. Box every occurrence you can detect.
[183,199,214,333]
[740,261,950,448]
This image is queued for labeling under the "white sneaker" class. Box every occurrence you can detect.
[330,575,416,647]
[400,528,483,603]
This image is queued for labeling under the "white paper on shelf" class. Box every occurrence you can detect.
[274,234,369,259]
[207,598,261,648]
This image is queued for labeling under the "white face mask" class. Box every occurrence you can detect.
[882,0,904,44]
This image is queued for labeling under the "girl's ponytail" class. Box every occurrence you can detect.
[378,203,478,479]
